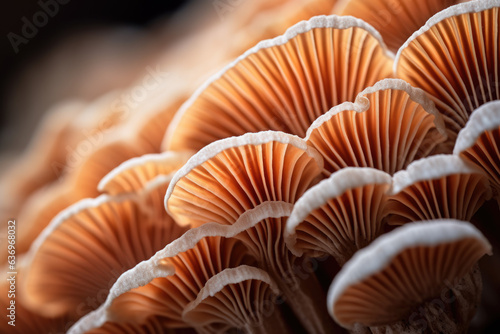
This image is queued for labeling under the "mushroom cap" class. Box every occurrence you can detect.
[454,100,500,198]
[69,222,257,333]
[98,151,193,196]
[387,154,492,224]
[182,265,281,329]
[70,138,146,198]
[339,0,460,52]
[305,78,447,175]
[327,219,492,328]
[163,14,393,151]
[285,167,392,263]
[394,0,500,142]
[22,189,187,318]
[165,131,323,227]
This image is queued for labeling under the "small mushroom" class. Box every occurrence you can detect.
[336,0,461,52]
[387,154,492,225]
[165,131,323,227]
[328,219,492,333]
[305,79,447,176]
[285,167,392,265]
[394,0,500,144]
[454,100,500,205]
[70,139,145,197]
[163,15,393,152]
[182,265,286,334]
[98,151,193,196]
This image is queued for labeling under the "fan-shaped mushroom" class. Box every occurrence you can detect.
[98,151,193,196]
[336,0,460,52]
[182,266,286,333]
[395,0,500,144]
[22,177,187,318]
[454,100,500,205]
[165,131,323,227]
[285,167,392,265]
[386,154,492,225]
[328,219,492,332]
[163,15,393,152]
[305,78,446,176]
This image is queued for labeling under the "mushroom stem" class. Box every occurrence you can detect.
[241,308,289,334]
[276,257,336,334]
[367,264,483,334]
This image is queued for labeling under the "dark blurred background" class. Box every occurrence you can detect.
[0,0,191,156]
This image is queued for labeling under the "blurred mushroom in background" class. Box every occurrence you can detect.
[1,0,500,333]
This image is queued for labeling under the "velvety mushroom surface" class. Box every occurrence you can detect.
[165,131,336,333]
[328,219,492,333]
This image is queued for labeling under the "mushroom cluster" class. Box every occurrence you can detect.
[1,0,499,333]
